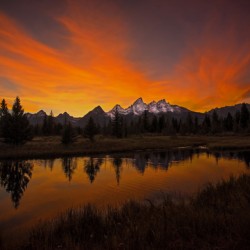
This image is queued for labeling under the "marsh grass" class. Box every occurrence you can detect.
[0,135,249,159]
[11,174,250,250]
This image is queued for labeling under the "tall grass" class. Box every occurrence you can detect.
[11,174,250,250]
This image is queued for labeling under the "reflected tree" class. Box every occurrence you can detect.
[62,158,77,181]
[84,158,102,183]
[0,160,33,208]
[237,151,250,168]
[112,157,123,185]
[41,159,55,171]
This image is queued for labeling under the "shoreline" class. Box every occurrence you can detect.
[0,135,249,160]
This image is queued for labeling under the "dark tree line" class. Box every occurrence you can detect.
[1,97,249,145]
[102,103,250,137]
[0,97,32,144]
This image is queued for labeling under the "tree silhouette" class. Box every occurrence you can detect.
[211,110,221,134]
[112,157,123,185]
[240,103,249,130]
[84,158,102,183]
[0,160,33,208]
[5,97,32,144]
[0,99,11,139]
[62,157,77,181]
[112,106,123,138]
[83,117,98,141]
[61,122,77,145]
[223,112,233,131]
[202,114,211,134]
[151,115,158,133]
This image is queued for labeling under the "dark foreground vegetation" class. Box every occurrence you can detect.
[2,174,249,250]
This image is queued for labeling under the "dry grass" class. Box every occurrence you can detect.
[0,135,249,159]
[3,174,248,250]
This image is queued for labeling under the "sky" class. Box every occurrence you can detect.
[0,0,250,116]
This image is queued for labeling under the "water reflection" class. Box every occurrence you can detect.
[84,158,102,183]
[0,149,249,210]
[0,161,33,208]
[62,157,77,182]
[133,149,195,173]
[112,157,123,185]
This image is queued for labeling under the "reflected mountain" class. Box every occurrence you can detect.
[112,157,123,185]
[62,158,77,181]
[0,160,33,208]
[84,158,103,183]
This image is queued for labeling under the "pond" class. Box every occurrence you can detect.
[0,148,249,241]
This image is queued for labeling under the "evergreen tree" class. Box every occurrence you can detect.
[7,97,32,144]
[47,110,54,135]
[172,118,179,134]
[234,111,241,132]
[186,113,194,134]
[151,115,158,133]
[158,115,165,133]
[223,112,233,131]
[142,110,149,132]
[202,114,211,134]
[0,99,11,139]
[211,110,221,134]
[61,122,76,145]
[194,116,199,134]
[240,103,249,130]
[112,106,123,138]
[42,114,48,135]
[83,117,98,141]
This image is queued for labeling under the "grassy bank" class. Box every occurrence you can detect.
[0,135,250,159]
[3,174,247,249]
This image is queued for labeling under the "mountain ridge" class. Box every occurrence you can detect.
[26,98,250,127]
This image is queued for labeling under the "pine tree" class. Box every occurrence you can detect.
[0,99,11,139]
[7,97,32,144]
[202,114,211,134]
[240,103,249,130]
[151,115,158,133]
[42,114,48,135]
[83,117,98,141]
[112,107,123,138]
[158,115,165,133]
[61,122,77,145]
[186,113,194,134]
[223,112,233,131]
[47,110,54,135]
[194,116,199,134]
[142,110,149,132]
[211,110,221,134]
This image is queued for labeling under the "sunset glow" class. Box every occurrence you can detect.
[0,0,249,116]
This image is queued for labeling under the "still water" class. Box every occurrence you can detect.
[0,149,249,238]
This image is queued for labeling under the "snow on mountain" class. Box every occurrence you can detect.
[107,98,183,117]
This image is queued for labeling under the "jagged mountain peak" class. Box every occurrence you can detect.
[133,97,145,105]
[93,105,104,112]
[157,99,168,104]
[106,98,184,117]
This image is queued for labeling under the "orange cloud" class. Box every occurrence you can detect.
[0,1,154,115]
[0,0,249,115]
[160,12,250,111]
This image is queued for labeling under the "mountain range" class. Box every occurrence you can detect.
[26,98,250,127]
